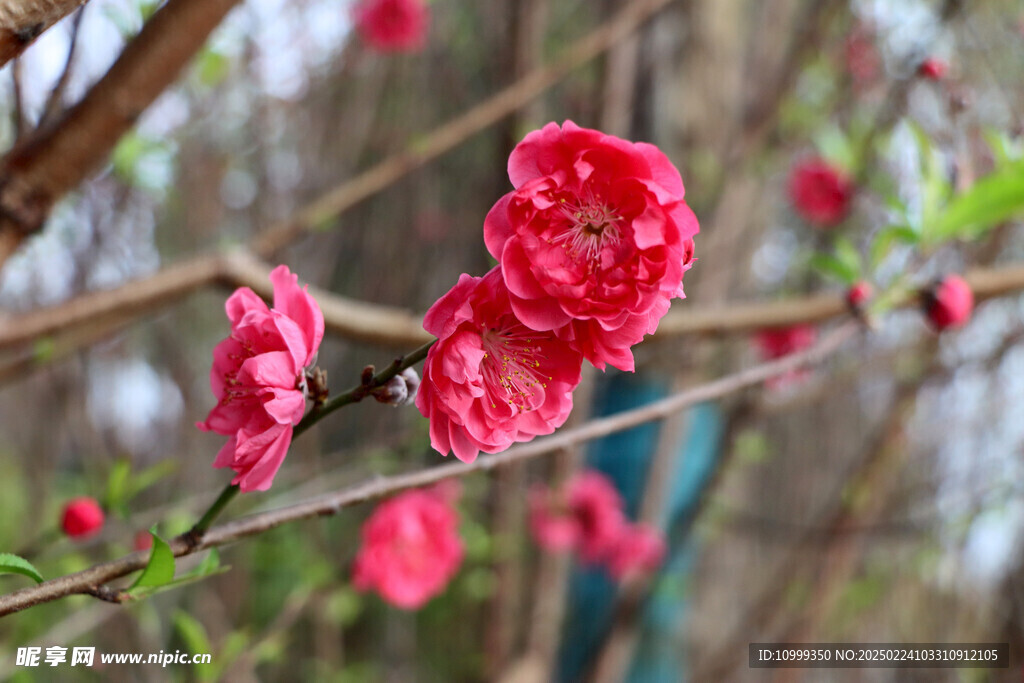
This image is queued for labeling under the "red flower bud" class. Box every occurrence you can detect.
[917,57,948,80]
[133,531,154,551]
[61,497,105,539]
[846,281,873,309]
[924,274,973,331]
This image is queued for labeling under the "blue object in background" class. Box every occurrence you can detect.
[557,371,724,683]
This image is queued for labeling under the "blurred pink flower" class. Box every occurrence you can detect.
[788,158,853,228]
[530,470,627,564]
[353,0,429,53]
[416,267,583,463]
[61,497,105,539]
[917,57,948,80]
[844,27,880,88]
[484,120,699,372]
[606,523,666,581]
[197,265,324,492]
[755,325,817,360]
[924,274,973,331]
[755,325,818,390]
[352,486,464,609]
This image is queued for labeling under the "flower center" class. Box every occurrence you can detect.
[552,193,622,262]
[480,327,551,412]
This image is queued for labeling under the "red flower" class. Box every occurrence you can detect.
[529,470,627,564]
[352,0,429,53]
[755,325,817,360]
[788,158,854,228]
[416,267,583,463]
[924,274,973,331]
[61,497,105,539]
[352,486,464,609]
[197,266,324,492]
[917,57,948,80]
[606,523,666,581]
[846,281,873,310]
[484,121,699,372]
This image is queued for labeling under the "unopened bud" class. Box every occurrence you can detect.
[923,274,973,331]
[371,368,420,407]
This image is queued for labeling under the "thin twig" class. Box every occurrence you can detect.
[251,0,678,257]
[38,5,85,126]
[0,322,856,617]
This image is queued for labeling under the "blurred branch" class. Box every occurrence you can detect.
[252,0,680,256]
[0,0,85,68]
[0,0,242,268]
[38,4,84,126]
[6,255,1024,381]
[0,322,856,616]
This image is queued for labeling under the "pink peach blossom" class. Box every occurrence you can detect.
[484,121,698,372]
[530,470,627,564]
[352,0,429,53]
[606,523,666,580]
[197,265,324,492]
[352,486,464,609]
[416,267,583,462]
[788,158,853,228]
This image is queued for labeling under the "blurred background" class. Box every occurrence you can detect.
[1,0,1023,680]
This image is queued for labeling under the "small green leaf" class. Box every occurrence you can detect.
[0,553,44,584]
[834,237,862,278]
[128,531,175,592]
[814,125,855,173]
[930,161,1024,242]
[869,224,920,268]
[808,253,857,285]
[173,611,217,682]
[104,460,132,516]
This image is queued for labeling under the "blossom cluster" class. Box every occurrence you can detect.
[529,470,666,580]
[417,121,699,463]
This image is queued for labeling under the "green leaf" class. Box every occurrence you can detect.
[0,553,43,584]
[195,48,230,87]
[173,611,217,682]
[869,224,919,268]
[104,459,132,516]
[808,253,858,285]
[814,125,855,173]
[834,237,862,278]
[128,531,175,592]
[929,161,1024,242]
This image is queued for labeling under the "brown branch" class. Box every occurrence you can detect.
[0,0,242,267]
[0,322,856,617]
[251,0,679,257]
[0,0,86,68]
[4,253,1024,374]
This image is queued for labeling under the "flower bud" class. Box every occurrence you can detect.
[133,530,154,551]
[917,57,947,80]
[371,367,420,407]
[846,281,873,310]
[923,274,973,331]
[61,497,105,539]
